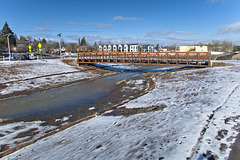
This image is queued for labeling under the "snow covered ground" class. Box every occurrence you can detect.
[0,121,56,151]
[0,59,99,97]
[2,61,240,160]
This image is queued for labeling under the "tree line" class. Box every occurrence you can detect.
[0,21,240,53]
[0,22,98,53]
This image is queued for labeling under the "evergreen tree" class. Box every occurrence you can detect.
[41,38,47,44]
[80,37,86,46]
[155,44,160,51]
[93,42,98,51]
[78,38,81,46]
[93,42,97,47]
[0,21,17,47]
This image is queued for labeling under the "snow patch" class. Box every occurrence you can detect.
[0,59,99,96]
[89,107,95,110]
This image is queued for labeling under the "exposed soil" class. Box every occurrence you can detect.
[14,128,39,139]
[103,105,167,117]
[212,61,232,67]
[232,54,240,60]
[228,133,240,160]
[0,144,9,153]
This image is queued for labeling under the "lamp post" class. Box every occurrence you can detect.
[5,33,11,61]
[57,33,62,59]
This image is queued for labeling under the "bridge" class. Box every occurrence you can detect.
[77,52,211,67]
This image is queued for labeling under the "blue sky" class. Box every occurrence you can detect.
[0,0,240,45]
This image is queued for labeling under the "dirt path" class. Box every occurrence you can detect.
[228,134,240,160]
[189,85,240,159]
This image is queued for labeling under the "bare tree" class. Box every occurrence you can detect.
[221,41,233,52]
[211,40,221,51]
[26,36,33,44]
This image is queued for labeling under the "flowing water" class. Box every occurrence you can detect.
[0,65,185,121]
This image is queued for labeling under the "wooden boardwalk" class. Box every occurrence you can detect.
[78,52,211,67]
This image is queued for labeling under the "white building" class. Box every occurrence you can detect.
[98,44,155,52]
[113,45,117,52]
[124,44,129,52]
[211,51,224,55]
[141,45,148,52]
[108,45,112,52]
[180,46,208,52]
[140,45,154,52]
[147,45,154,52]
[129,44,140,52]
[98,45,103,52]
[118,44,123,52]
[195,46,208,52]
[103,45,108,52]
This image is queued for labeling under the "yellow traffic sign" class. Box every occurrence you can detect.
[39,49,42,51]
[38,43,42,49]
[29,45,32,52]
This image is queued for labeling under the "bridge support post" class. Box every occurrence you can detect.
[102,53,104,63]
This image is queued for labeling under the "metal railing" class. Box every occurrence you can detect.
[78,52,211,67]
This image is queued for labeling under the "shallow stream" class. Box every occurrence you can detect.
[0,65,184,121]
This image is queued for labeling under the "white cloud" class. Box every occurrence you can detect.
[33,27,51,32]
[65,22,111,29]
[64,34,113,44]
[208,0,219,2]
[145,30,195,37]
[206,0,226,3]
[80,23,111,29]
[113,16,144,21]
[175,31,196,34]
[163,35,199,42]
[75,35,198,45]
[218,22,240,34]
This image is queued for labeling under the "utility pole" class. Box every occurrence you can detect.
[57,33,62,59]
[6,33,11,61]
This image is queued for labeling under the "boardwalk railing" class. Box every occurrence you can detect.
[78,52,211,67]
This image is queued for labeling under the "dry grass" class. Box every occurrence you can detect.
[103,105,167,117]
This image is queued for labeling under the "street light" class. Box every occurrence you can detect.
[5,33,11,61]
[57,33,62,59]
